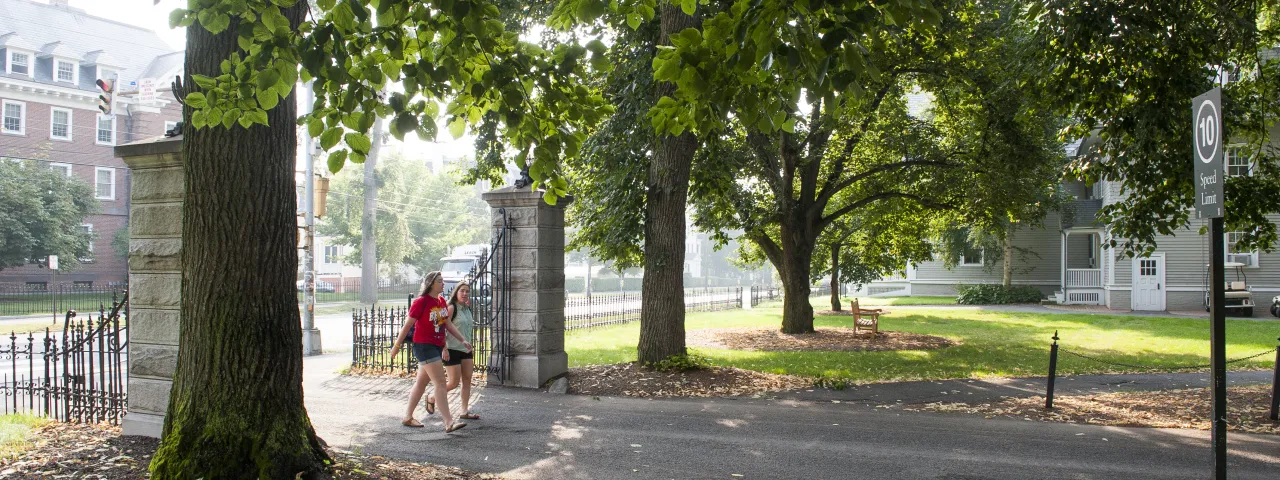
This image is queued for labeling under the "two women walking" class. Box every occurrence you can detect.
[389,271,476,433]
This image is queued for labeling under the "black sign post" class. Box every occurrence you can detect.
[1193,87,1227,480]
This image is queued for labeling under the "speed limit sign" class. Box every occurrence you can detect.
[1193,87,1223,219]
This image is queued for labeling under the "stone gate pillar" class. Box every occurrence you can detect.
[115,135,184,437]
[482,186,570,388]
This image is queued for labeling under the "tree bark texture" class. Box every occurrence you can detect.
[638,4,700,364]
[1002,229,1014,287]
[360,116,384,303]
[780,225,816,334]
[830,244,841,312]
[149,6,330,478]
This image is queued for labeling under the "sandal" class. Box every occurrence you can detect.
[425,398,435,415]
[401,418,424,428]
[446,422,468,433]
[460,413,480,420]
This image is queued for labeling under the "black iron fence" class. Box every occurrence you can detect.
[565,286,747,331]
[297,279,419,304]
[0,284,126,318]
[0,295,128,425]
[750,285,782,307]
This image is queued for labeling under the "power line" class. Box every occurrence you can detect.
[326,191,488,218]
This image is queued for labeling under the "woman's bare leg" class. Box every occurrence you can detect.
[460,359,474,413]
[423,361,455,429]
[403,364,431,423]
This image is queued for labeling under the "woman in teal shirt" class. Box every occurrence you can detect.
[430,281,480,420]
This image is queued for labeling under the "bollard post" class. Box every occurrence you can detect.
[1270,336,1279,421]
[1046,330,1059,409]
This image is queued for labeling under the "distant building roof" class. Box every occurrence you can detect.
[0,0,180,87]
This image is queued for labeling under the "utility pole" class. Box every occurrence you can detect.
[301,81,322,356]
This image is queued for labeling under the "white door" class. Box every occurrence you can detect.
[1132,254,1166,311]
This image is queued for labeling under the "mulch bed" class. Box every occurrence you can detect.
[904,384,1280,435]
[0,422,494,479]
[687,327,955,352]
[566,363,812,398]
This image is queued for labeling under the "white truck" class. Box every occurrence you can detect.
[440,244,489,293]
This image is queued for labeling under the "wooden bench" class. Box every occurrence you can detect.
[851,298,886,335]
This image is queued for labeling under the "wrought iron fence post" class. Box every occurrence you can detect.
[1046,330,1059,409]
[1270,336,1279,421]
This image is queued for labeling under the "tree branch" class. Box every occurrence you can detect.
[819,191,954,231]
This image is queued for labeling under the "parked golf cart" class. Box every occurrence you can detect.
[1203,262,1255,317]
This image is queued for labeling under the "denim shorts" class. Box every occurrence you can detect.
[412,342,443,364]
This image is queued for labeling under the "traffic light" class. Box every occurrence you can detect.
[95,78,114,115]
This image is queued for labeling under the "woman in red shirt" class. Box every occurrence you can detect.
[390,271,472,433]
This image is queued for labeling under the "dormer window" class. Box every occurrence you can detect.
[96,67,117,83]
[8,51,30,76]
[55,60,76,83]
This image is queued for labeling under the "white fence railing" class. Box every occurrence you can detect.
[1065,268,1102,288]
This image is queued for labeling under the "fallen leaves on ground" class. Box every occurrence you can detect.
[566,362,812,398]
[0,421,497,479]
[905,384,1280,434]
[687,327,955,352]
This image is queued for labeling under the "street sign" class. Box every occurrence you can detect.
[48,256,58,270]
[1193,87,1224,219]
[138,78,157,104]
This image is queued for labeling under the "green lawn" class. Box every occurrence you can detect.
[0,414,48,461]
[566,300,1279,385]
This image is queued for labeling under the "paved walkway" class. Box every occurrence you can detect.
[302,354,1280,479]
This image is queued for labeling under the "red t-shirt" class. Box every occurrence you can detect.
[409,295,449,347]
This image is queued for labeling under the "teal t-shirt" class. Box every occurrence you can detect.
[447,302,474,351]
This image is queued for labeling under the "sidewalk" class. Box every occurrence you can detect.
[301,354,1280,479]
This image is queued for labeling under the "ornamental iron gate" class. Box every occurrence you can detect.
[0,293,128,425]
[351,209,511,384]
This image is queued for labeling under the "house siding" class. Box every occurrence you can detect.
[910,213,1065,290]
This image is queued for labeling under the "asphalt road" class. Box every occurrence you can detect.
[302,355,1280,480]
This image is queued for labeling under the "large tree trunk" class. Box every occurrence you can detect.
[1002,229,1014,287]
[638,4,699,364]
[830,243,841,311]
[360,116,384,303]
[779,227,816,334]
[150,6,329,478]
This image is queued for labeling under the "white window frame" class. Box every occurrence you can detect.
[54,59,78,84]
[96,114,115,146]
[48,162,72,177]
[78,224,94,262]
[164,120,178,135]
[324,245,340,264]
[2,100,26,135]
[1225,231,1260,268]
[1225,145,1254,178]
[95,167,115,200]
[7,50,32,77]
[960,247,984,266]
[95,67,117,84]
[49,107,72,141]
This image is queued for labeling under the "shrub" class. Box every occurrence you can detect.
[955,284,1044,305]
[645,353,711,372]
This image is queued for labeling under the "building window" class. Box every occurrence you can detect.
[960,244,984,266]
[8,51,30,76]
[55,60,76,83]
[96,67,117,83]
[79,224,94,262]
[95,167,115,200]
[2,100,25,135]
[72,281,93,290]
[25,282,48,292]
[96,115,115,145]
[164,121,178,135]
[1139,259,1157,276]
[1226,147,1253,177]
[49,162,72,177]
[1225,231,1259,268]
[324,245,340,264]
[50,108,72,141]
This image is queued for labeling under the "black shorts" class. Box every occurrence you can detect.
[412,342,443,364]
[443,348,473,366]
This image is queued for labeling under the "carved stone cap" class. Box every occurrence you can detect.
[116,135,182,169]
[482,186,574,208]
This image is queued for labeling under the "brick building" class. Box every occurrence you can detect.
[0,0,182,288]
